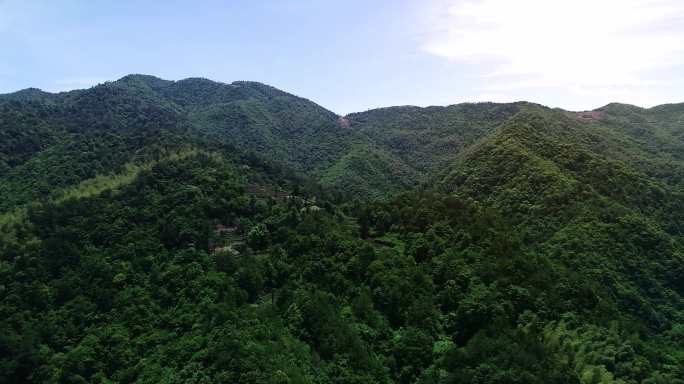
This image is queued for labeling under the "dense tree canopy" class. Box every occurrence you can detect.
[1,75,683,383]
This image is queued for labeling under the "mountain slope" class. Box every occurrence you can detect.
[0,76,524,203]
[0,75,344,212]
[439,106,684,337]
[1,75,684,383]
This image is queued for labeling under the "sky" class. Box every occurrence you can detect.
[1,0,683,114]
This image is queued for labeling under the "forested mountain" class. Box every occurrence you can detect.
[1,75,683,383]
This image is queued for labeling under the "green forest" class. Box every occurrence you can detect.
[1,75,683,383]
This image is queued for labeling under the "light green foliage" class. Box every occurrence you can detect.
[55,148,202,203]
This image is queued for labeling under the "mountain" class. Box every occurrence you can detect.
[0,75,521,206]
[0,75,683,383]
[0,75,342,212]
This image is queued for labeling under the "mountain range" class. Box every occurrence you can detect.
[1,75,682,383]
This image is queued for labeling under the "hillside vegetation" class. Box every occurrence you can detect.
[0,75,682,383]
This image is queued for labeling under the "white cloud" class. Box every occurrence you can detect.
[422,0,684,107]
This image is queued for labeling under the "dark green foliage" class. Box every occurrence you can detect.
[1,75,683,383]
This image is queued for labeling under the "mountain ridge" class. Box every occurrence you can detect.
[3,74,680,116]
[3,74,684,201]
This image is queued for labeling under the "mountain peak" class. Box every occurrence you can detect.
[598,102,645,112]
[0,87,62,105]
[114,74,174,91]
